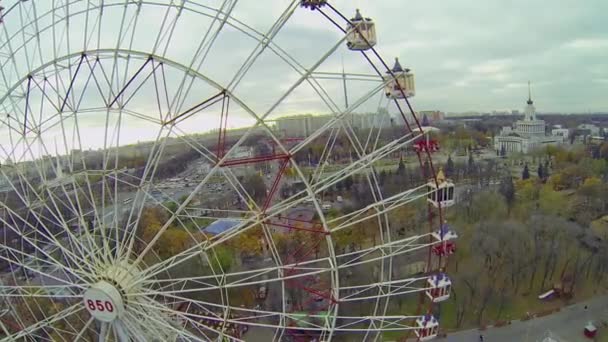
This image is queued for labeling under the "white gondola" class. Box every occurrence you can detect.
[384,58,415,99]
[415,315,439,341]
[426,273,452,303]
[426,168,455,208]
[346,9,377,51]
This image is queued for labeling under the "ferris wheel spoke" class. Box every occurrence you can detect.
[115,124,175,261]
[113,319,132,342]
[0,244,89,288]
[135,259,332,295]
[126,298,225,342]
[338,276,432,303]
[0,283,81,299]
[226,0,298,92]
[137,232,435,297]
[328,185,428,232]
[0,187,98,281]
[129,298,245,342]
[256,30,350,124]
[125,122,277,269]
[24,133,110,270]
[289,79,389,156]
[128,293,422,334]
[72,315,95,341]
[2,302,84,341]
[171,0,238,116]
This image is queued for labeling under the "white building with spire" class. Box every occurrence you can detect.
[494,82,562,154]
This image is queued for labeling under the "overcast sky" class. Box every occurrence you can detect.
[320,0,608,113]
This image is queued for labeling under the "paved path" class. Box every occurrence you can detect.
[445,295,608,342]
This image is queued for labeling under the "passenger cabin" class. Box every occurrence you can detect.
[384,58,415,99]
[415,315,439,341]
[426,168,455,208]
[432,241,456,257]
[426,273,452,303]
[346,9,377,51]
[431,223,458,257]
[300,0,327,10]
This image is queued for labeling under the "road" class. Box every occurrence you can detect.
[446,295,608,342]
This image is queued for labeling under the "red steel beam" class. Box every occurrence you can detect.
[219,153,290,167]
[261,158,289,212]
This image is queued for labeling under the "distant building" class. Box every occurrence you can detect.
[419,110,445,124]
[275,111,392,138]
[577,123,601,137]
[511,110,520,116]
[494,82,562,154]
[551,128,569,140]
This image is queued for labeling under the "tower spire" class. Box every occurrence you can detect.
[527,81,533,105]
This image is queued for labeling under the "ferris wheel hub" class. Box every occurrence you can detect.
[82,261,142,322]
[83,281,124,322]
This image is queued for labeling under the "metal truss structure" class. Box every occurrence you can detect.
[0,1,456,341]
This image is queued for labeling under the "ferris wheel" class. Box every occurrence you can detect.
[0,0,457,341]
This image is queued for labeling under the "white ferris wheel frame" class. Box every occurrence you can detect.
[0,1,452,341]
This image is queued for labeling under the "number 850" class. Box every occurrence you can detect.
[87,299,114,312]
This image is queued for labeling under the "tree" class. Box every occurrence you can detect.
[467,192,508,223]
[242,173,267,204]
[537,163,544,180]
[499,175,515,212]
[536,183,563,212]
[522,164,530,180]
[209,245,234,272]
[159,228,190,259]
[232,226,264,259]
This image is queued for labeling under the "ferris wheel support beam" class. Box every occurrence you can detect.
[164,90,225,126]
[59,53,85,112]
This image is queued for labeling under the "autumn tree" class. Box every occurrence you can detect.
[242,173,267,204]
